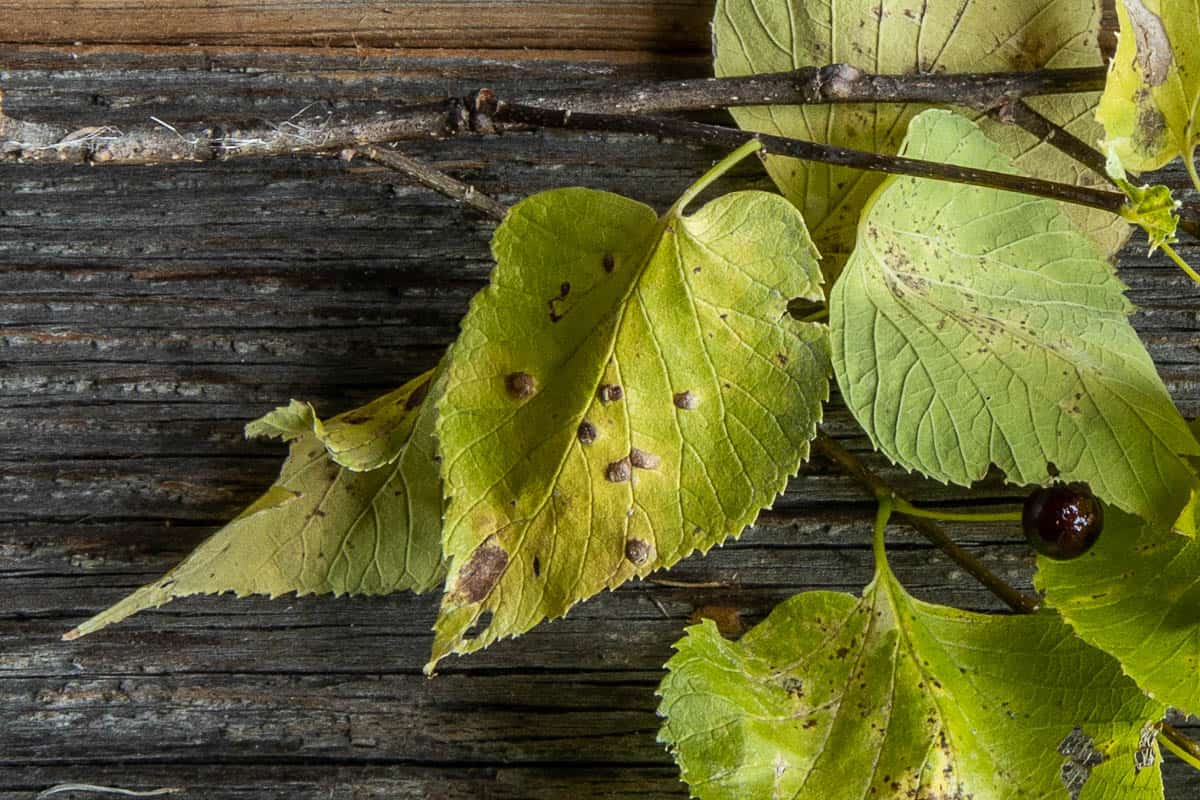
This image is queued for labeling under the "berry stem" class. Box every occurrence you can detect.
[891,496,1023,524]
[1160,722,1200,773]
[814,434,1039,614]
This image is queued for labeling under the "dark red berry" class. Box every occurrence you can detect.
[1022,483,1103,560]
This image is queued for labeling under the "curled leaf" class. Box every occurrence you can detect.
[249,367,437,472]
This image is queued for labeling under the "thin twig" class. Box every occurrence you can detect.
[0,101,459,164]
[813,433,1039,614]
[359,145,510,220]
[650,578,730,589]
[5,69,1199,238]
[996,99,1111,180]
[0,66,1105,163]
[530,64,1107,115]
[494,102,1200,240]
[37,785,181,799]
[496,102,1128,214]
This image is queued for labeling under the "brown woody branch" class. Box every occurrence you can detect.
[3,66,1197,239]
[358,144,510,219]
[496,102,1121,209]
[0,65,1106,164]
[812,434,1039,615]
[528,64,1107,115]
[491,102,1200,240]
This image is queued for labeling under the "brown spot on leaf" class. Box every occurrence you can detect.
[455,538,509,603]
[606,458,632,483]
[548,281,571,322]
[625,537,651,564]
[1124,0,1172,86]
[673,390,699,410]
[602,252,615,273]
[598,383,623,404]
[506,371,536,400]
[629,447,661,470]
[404,377,431,410]
[577,420,597,445]
[775,352,788,366]
[1135,103,1168,152]
[341,413,372,425]
[532,556,541,577]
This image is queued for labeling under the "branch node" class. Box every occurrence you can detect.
[467,88,499,135]
[818,63,865,100]
[990,96,1019,124]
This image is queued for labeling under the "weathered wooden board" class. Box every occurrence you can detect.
[2,25,1200,800]
[0,2,711,51]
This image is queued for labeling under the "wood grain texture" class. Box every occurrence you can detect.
[2,35,1200,800]
[0,2,710,51]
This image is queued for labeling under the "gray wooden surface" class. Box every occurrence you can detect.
[2,26,1200,800]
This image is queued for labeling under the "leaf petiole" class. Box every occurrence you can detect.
[891,496,1022,524]
[668,138,763,216]
[872,494,894,568]
[1161,241,1200,287]
[1186,133,1200,195]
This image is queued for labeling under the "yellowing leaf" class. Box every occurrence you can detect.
[831,110,1198,529]
[430,157,830,671]
[64,367,447,640]
[1037,506,1200,717]
[1097,0,1200,182]
[659,505,1166,800]
[713,0,1127,276]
